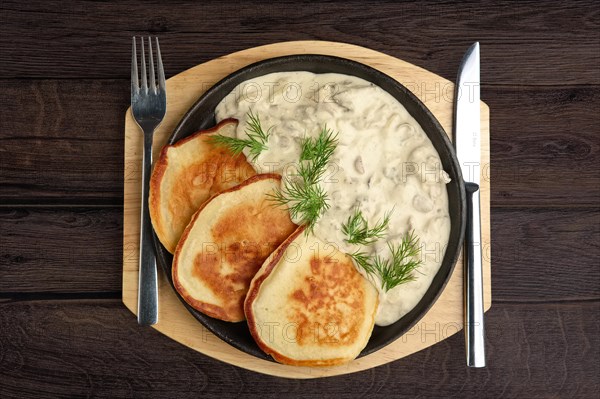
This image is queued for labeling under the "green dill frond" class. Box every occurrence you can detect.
[269,179,330,234]
[375,232,422,292]
[342,207,393,245]
[245,110,271,145]
[208,111,270,161]
[298,126,338,185]
[268,125,338,235]
[349,250,376,275]
[348,230,423,292]
[208,134,249,156]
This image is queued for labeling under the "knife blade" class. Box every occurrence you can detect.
[454,42,486,368]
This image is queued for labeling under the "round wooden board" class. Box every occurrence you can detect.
[122,40,491,379]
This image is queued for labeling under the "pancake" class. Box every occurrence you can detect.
[172,174,297,322]
[149,119,256,253]
[245,225,379,366]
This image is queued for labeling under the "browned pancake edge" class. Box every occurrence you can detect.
[172,173,296,322]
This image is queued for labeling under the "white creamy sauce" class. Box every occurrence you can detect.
[215,71,451,326]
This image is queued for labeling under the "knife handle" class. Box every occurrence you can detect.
[464,182,486,367]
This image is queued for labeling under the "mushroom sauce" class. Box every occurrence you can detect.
[215,71,451,326]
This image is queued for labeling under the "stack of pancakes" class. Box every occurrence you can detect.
[149,119,379,366]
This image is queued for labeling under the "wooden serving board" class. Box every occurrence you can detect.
[122,40,491,379]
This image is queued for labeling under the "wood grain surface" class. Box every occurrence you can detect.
[0,0,598,396]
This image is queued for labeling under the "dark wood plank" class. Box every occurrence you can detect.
[0,0,598,85]
[0,299,597,398]
[0,208,122,295]
[491,208,600,301]
[1,80,599,206]
[487,85,600,207]
[1,207,598,302]
[0,80,127,205]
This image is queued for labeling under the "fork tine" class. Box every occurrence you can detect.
[155,37,166,92]
[131,37,139,94]
[141,37,147,93]
[148,37,156,93]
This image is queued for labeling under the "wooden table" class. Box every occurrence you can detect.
[1,1,598,397]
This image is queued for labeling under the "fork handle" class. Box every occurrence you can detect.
[138,131,158,325]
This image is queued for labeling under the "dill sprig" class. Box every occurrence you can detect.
[348,250,376,276]
[269,126,338,234]
[350,231,422,292]
[209,110,271,161]
[270,179,330,232]
[342,208,394,245]
[298,127,338,185]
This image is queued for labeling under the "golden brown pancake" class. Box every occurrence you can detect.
[172,174,297,322]
[149,119,256,253]
[245,226,379,366]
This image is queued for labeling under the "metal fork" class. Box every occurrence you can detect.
[131,36,166,325]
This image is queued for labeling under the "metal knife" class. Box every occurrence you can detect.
[454,42,486,367]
